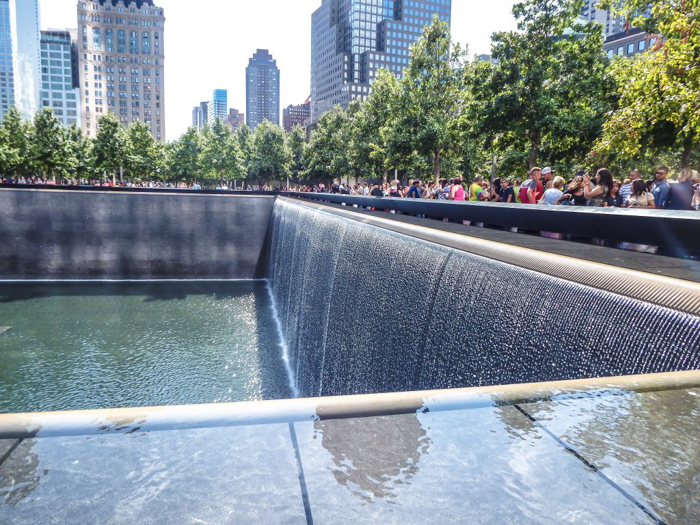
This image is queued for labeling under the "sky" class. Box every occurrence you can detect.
[39,0,518,141]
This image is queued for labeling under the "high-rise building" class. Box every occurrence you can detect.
[77,0,166,141]
[245,49,279,129]
[192,100,210,129]
[282,97,310,132]
[40,29,81,127]
[580,0,624,37]
[208,88,227,125]
[310,0,452,123]
[227,108,244,131]
[0,0,41,120]
[191,105,200,128]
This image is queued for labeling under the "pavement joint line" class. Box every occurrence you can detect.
[288,422,314,525]
[512,404,666,525]
[0,438,22,469]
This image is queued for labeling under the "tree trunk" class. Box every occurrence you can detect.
[681,136,694,169]
[383,168,388,184]
[434,149,440,181]
[528,141,539,170]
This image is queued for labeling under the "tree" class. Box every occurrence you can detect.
[394,16,468,180]
[31,108,75,181]
[65,124,94,181]
[250,120,291,185]
[201,118,244,184]
[474,0,613,170]
[93,113,127,181]
[234,124,254,181]
[0,107,32,178]
[356,68,401,182]
[124,121,166,181]
[598,0,700,168]
[168,126,203,183]
[286,124,307,182]
[306,106,351,182]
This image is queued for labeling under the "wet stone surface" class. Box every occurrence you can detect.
[293,406,654,524]
[521,388,700,525]
[0,424,306,524]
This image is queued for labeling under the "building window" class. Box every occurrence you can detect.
[638,40,646,52]
[627,43,634,54]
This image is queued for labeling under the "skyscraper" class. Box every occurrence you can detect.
[77,0,166,141]
[208,89,227,125]
[310,0,451,123]
[283,97,310,132]
[191,105,200,128]
[0,0,41,120]
[40,29,81,127]
[245,49,279,129]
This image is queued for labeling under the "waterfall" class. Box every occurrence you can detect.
[268,198,700,398]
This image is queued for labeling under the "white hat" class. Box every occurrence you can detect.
[542,167,553,175]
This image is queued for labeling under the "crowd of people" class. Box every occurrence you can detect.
[3,166,700,210]
[300,166,700,211]
[0,176,262,191]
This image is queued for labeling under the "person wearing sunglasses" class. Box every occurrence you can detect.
[651,166,671,209]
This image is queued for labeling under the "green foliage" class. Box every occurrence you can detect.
[598,0,700,168]
[31,109,75,179]
[286,124,307,181]
[168,127,202,183]
[93,113,127,178]
[250,120,291,184]
[306,106,350,181]
[234,124,254,180]
[124,121,167,180]
[471,0,614,173]
[201,118,244,183]
[0,107,32,177]
[395,16,468,179]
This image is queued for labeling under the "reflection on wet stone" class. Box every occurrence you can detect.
[315,413,430,503]
[0,440,41,508]
[523,389,700,525]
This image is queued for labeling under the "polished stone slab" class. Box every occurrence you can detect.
[294,406,654,524]
[521,388,700,525]
[0,423,306,524]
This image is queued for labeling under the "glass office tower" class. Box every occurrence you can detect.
[310,0,451,123]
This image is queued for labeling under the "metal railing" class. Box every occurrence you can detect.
[281,191,700,254]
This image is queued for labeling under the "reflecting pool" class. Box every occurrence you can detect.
[0,281,291,413]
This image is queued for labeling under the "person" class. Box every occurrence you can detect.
[618,169,641,206]
[497,179,515,203]
[606,180,623,207]
[450,178,465,201]
[583,168,614,207]
[693,181,700,211]
[438,179,450,200]
[407,180,422,198]
[518,167,542,204]
[667,168,699,211]
[539,176,565,205]
[469,175,487,201]
[557,175,587,206]
[652,166,670,208]
[627,179,655,208]
[537,167,554,202]
[370,184,383,197]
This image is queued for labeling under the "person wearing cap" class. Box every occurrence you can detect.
[536,167,553,202]
[519,167,542,204]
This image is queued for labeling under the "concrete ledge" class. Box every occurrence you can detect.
[1,370,699,439]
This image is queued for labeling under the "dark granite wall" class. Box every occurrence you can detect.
[0,189,275,279]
